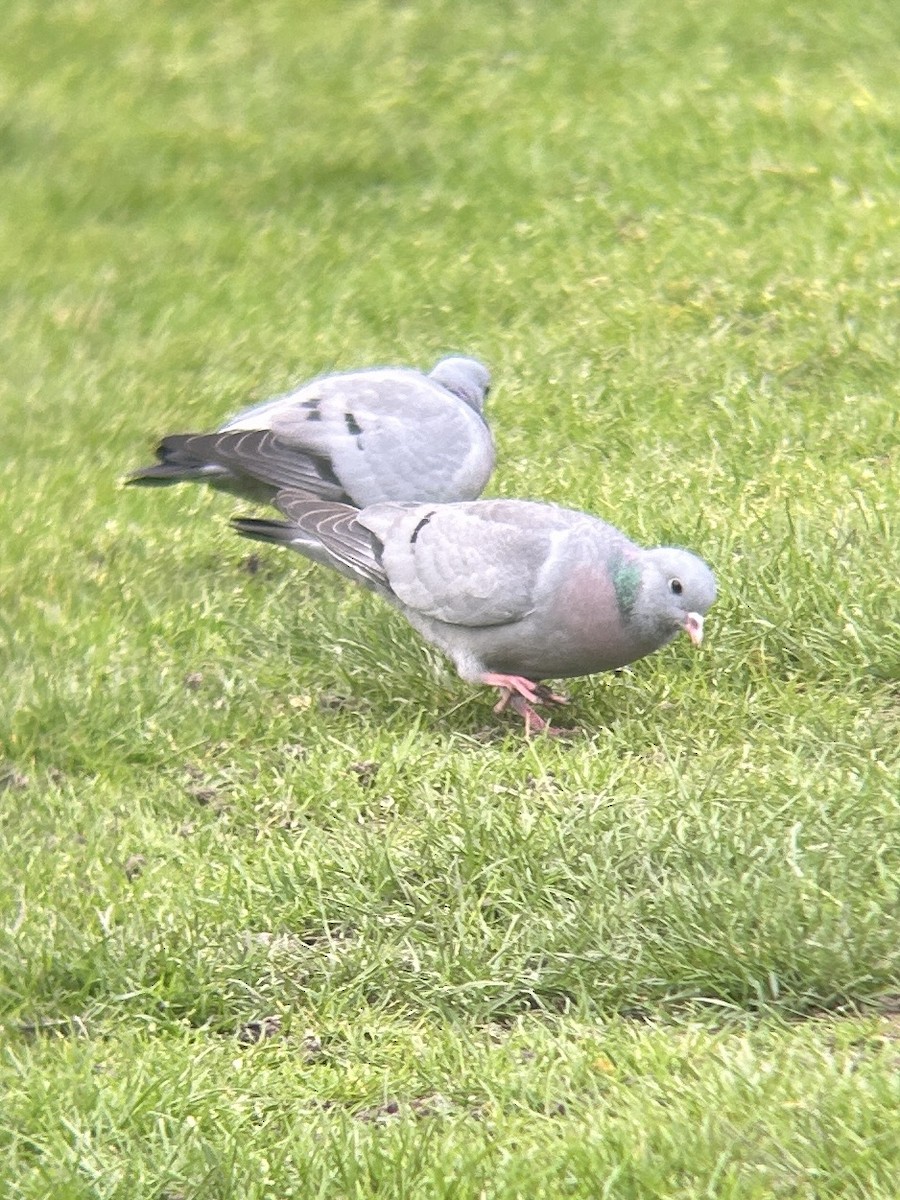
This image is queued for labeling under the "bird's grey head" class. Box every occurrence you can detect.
[634,547,717,649]
[429,356,491,414]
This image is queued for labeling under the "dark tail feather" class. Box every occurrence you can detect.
[126,462,198,485]
[125,435,219,486]
[231,517,300,546]
[231,507,387,591]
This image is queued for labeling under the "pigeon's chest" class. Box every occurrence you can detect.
[532,564,643,675]
[474,563,650,680]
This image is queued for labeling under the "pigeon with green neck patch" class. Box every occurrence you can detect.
[126,356,493,508]
[232,492,717,735]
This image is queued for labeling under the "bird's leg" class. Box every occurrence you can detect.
[481,673,570,736]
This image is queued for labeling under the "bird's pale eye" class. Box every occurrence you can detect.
[669,578,683,596]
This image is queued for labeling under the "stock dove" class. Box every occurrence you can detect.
[127,356,493,507]
[232,491,717,734]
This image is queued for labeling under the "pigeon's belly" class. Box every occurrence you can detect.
[423,605,667,683]
[472,616,655,680]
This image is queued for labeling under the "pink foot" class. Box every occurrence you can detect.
[481,674,572,736]
[481,673,568,707]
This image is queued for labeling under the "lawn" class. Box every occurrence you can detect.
[1,0,899,1195]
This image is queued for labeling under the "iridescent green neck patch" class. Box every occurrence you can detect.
[611,555,641,618]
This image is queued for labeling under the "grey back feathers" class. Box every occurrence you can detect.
[127,356,494,508]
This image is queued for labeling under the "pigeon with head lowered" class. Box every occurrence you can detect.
[127,356,493,507]
[232,491,717,734]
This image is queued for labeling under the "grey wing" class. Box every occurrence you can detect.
[358,500,572,628]
[269,374,493,506]
[219,376,335,430]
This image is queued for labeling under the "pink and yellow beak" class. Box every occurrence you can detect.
[684,612,705,647]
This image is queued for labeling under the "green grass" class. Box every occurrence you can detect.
[1,0,899,1195]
